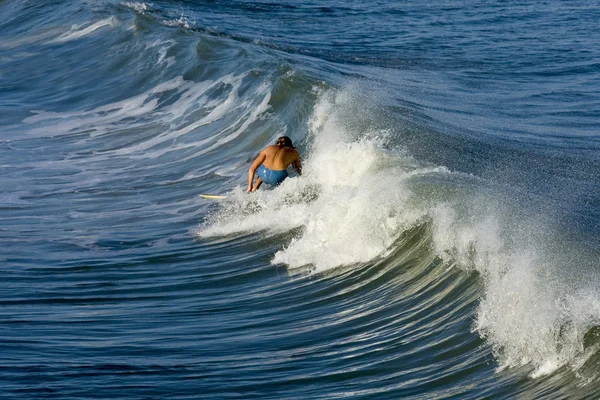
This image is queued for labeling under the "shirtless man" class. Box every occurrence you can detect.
[247,136,302,192]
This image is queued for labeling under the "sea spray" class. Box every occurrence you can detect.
[198,87,433,271]
[197,85,600,378]
[429,183,600,378]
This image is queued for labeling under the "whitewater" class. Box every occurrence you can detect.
[1,1,599,398]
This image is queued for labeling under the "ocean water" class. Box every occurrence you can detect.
[1,0,599,398]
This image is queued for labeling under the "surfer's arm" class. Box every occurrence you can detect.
[248,152,266,192]
[292,153,302,176]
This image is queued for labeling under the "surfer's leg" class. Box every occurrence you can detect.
[252,177,263,192]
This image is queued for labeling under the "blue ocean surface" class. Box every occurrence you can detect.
[1,0,599,398]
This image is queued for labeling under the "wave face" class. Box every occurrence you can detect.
[1,0,599,398]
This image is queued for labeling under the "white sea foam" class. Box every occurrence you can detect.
[49,17,117,44]
[197,85,600,378]
[197,88,437,271]
[430,192,600,377]
[121,2,151,13]
[23,77,171,137]
[21,71,267,161]
[146,39,177,67]
[161,16,194,30]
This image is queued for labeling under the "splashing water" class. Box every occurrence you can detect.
[198,86,600,378]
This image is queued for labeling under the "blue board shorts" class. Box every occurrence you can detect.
[257,164,288,186]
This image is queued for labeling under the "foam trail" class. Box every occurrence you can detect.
[192,81,273,158]
[21,72,263,161]
[49,18,117,44]
[22,77,181,139]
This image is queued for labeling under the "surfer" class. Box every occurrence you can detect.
[247,136,302,192]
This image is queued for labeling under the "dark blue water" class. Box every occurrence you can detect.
[1,1,599,398]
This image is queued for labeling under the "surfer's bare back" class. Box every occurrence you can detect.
[247,136,301,192]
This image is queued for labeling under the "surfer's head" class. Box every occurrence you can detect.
[277,136,294,148]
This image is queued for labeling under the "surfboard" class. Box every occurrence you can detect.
[199,194,228,200]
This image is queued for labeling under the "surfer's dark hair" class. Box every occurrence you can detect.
[277,136,294,148]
